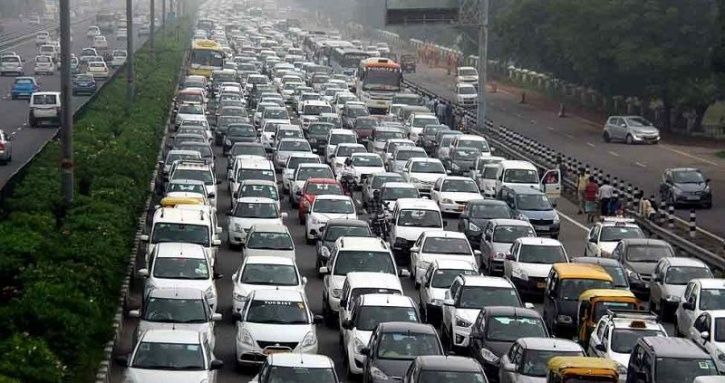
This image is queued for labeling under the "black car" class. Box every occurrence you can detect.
[458,199,515,246]
[362,322,444,383]
[315,219,373,276]
[610,238,675,298]
[305,122,334,154]
[222,123,257,155]
[403,355,487,383]
[421,124,450,154]
[626,337,718,383]
[445,147,481,176]
[659,167,712,208]
[468,306,548,378]
[215,115,248,145]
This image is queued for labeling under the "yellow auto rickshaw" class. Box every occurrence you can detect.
[547,356,618,383]
[577,289,639,345]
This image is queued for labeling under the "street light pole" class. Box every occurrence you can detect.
[126,0,134,113]
[59,0,73,204]
[150,0,155,54]
[162,0,166,27]
[476,0,489,127]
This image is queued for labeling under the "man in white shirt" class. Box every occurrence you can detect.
[598,180,614,216]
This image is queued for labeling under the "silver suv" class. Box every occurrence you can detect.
[603,115,660,144]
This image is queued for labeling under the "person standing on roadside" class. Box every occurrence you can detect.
[576,168,588,214]
[436,99,446,122]
[584,176,600,222]
[598,180,614,216]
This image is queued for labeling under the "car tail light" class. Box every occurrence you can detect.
[0,143,6,150]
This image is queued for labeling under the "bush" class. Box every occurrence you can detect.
[0,21,191,382]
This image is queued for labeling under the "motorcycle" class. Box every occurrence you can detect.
[369,214,389,241]
[339,174,355,197]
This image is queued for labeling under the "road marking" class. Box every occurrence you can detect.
[515,113,523,118]
[635,161,647,168]
[547,126,554,131]
[586,142,596,148]
[608,151,619,157]
[565,134,574,139]
[659,144,721,167]
[558,210,589,232]
[530,120,536,124]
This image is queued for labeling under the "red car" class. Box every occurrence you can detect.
[298,178,343,223]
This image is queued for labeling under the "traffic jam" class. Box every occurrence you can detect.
[116,2,725,383]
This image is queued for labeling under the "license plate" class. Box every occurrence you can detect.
[455,206,464,211]
[536,282,546,288]
[687,196,700,201]
[263,348,289,355]
[534,225,548,231]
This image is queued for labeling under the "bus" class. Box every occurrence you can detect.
[96,12,116,33]
[356,57,402,114]
[329,47,370,75]
[189,39,225,78]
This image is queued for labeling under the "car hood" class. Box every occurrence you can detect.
[352,329,373,348]
[609,351,631,370]
[410,172,445,183]
[312,212,355,222]
[517,262,554,278]
[506,184,542,194]
[244,322,311,342]
[519,209,557,220]
[440,192,482,202]
[486,340,515,357]
[456,308,482,324]
[396,225,438,241]
[491,242,514,254]
[626,262,657,277]
[663,284,686,298]
[420,253,474,265]
[469,217,493,229]
[355,166,385,175]
[125,368,211,383]
[631,126,659,135]
[674,182,708,192]
[598,242,619,256]
[430,287,448,301]
[373,359,415,380]
[229,217,283,231]
[137,320,212,339]
[149,278,212,293]
[236,282,302,299]
[513,375,546,383]
[244,248,295,259]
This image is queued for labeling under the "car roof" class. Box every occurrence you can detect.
[305,177,338,184]
[415,355,484,372]
[336,236,388,251]
[461,275,514,288]
[267,353,334,368]
[660,256,708,268]
[314,194,351,202]
[377,321,436,333]
[381,182,416,189]
[153,207,210,225]
[359,293,412,307]
[147,287,206,300]
[351,152,379,158]
[240,179,277,186]
[325,218,369,227]
[395,198,440,210]
[441,176,476,182]
[346,272,402,289]
[483,306,541,318]
[155,242,207,259]
[244,255,296,266]
[422,230,467,240]
[140,329,200,344]
[518,337,583,352]
[619,238,671,247]
[330,128,355,135]
[433,258,478,270]
[488,218,533,226]
[640,337,710,358]
[571,257,623,267]
[693,279,725,289]
[235,196,277,204]
[250,223,289,233]
[251,289,304,302]
[515,237,563,246]
[552,263,613,281]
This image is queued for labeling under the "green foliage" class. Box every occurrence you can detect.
[0,22,190,382]
[717,150,725,158]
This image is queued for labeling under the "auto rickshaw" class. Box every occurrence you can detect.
[400,54,417,73]
[576,289,640,345]
[547,356,619,383]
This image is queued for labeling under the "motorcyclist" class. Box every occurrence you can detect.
[368,190,388,239]
[339,157,356,194]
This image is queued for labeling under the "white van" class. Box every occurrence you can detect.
[141,207,221,267]
[389,198,444,267]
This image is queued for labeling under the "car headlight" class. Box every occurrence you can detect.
[369,366,390,381]
[224,139,231,146]
[665,295,681,302]
[468,222,480,231]
[511,267,528,281]
[331,288,342,298]
[238,327,255,346]
[233,291,248,303]
[353,337,366,354]
[617,363,628,374]
[300,331,317,348]
[479,348,500,364]
[430,298,443,306]
[557,314,573,324]
[233,223,243,232]
[553,214,560,223]
[455,315,472,327]
[442,198,454,204]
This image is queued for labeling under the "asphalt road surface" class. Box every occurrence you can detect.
[406,65,725,238]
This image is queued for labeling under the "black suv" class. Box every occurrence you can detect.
[626,337,718,383]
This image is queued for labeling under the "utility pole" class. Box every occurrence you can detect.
[59,0,73,205]
[476,0,489,126]
[150,0,155,54]
[126,0,134,113]
[162,0,166,27]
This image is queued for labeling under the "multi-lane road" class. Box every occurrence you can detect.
[407,65,725,238]
[0,12,148,189]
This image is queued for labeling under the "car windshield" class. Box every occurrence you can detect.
[382,187,418,200]
[411,161,445,173]
[153,257,209,280]
[485,316,547,342]
[352,155,383,167]
[314,198,354,214]
[698,289,725,311]
[672,170,705,183]
[245,299,308,324]
[333,251,396,275]
[228,125,255,136]
[172,169,213,185]
[356,306,418,331]
[296,166,332,181]
[458,86,476,95]
[375,130,405,141]
[329,133,356,145]
[280,140,311,151]
[392,95,421,105]
[655,358,718,383]
[306,183,342,196]
[1,56,20,63]
[518,245,567,264]
[599,226,644,242]
[459,68,477,76]
[469,204,512,219]
[355,118,379,129]
[177,93,204,104]
[516,194,552,211]
[336,146,365,157]
[264,109,289,119]
[131,342,205,370]
[233,202,278,218]
[247,232,293,250]
[398,209,442,228]
[559,279,612,300]
[36,56,52,63]
[178,104,203,114]
[609,328,664,354]
[15,78,34,85]
[503,169,538,183]
[241,264,298,286]
[626,116,653,127]
[460,140,489,152]
[665,266,712,285]
[267,366,337,383]
[308,123,333,135]
[237,169,275,182]
[219,116,247,128]
[372,175,404,189]
[143,297,208,323]
[324,225,371,241]
[32,94,57,105]
[165,152,200,165]
[347,107,369,118]
[422,238,470,255]
[459,287,521,308]
[287,157,319,171]
[442,179,479,193]
[238,184,277,200]
[493,225,536,243]
[453,148,480,160]
[231,145,266,158]
[419,371,486,383]
[482,166,499,179]
[177,145,212,158]
[303,104,333,115]
[593,301,638,321]
[626,245,673,262]
[167,182,205,195]
[431,269,477,288]
[521,350,583,377]
[376,332,441,360]
[152,223,209,247]
[600,265,629,288]
[413,117,438,127]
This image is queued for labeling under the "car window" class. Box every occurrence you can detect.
[32,94,57,105]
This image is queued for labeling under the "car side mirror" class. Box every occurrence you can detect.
[484,234,491,241]
[683,301,695,311]
[318,266,329,274]
[342,319,354,329]
[524,302,534,309]
[137,268,149,278]
[213,272,223,280]
[340,299,348,308]
[443,298,455,306]
[701,331,710,341]
[212,313,222,321]
[210,359,224,370]
[127,309,140,318]
[212,239,222,247]
[313,314,324,324]
[139,234,149,242]
[399,268,411,278]
[594,343,606,352]
[502,362,516,372]
[114,355,129,367]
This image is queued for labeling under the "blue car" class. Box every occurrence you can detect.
[501,186,561,238]
[11,77,39,100]
[72,74,96,96]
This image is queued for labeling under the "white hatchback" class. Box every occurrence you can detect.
[231,256,307,314]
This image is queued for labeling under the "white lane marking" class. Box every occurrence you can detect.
[515,113,523,118]
[586,142,596,148]
[659,144,721,167]
[547,126,554,131]
[565,134,574,139]
[608,151,619,157]
[558,210,588,232]
[635,161,647,168]
[530,120,536,124]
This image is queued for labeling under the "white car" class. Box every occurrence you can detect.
[687,310,725,372]
[33,55,55,75]
[243,223,296,260]
[231,256,307,314]
[128,287,222,350]
[650,257,713,318]
[274,138,312,170]
[86,61,109,79]
[305,195,356,244]
[348,152,385,185]
[455,82,478,107]
[441,275,530,350]
[405,113,439,143]
[110,49,127,67]
[249,350,337,383]
[584,217,646,258]
[410,230,479,286]
[233,289,321,368]
[341,294,419,375]
[418,259,478,325]
[587,311,666,380]
[138,242,220,311]
[456,66,479,85]
[0,54,24,76]
[675,278,725,337]
[92,35,109,50]
[226,197,287,248]
[174,103,206,129]
[338,272,405,329]
[504,237,569,296]
[330,143,367,177]
[120,329,222,383]
[389,198,444,262]
[281,153,321,194]
[401,158,448,198]
[430,176,482,214]
[87,26,101,39]
[387,146,428,174]
[325,129,357,163]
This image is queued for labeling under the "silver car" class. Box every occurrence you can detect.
[603,115,660,144]
[0,130,13,164]
[499,337,584,383]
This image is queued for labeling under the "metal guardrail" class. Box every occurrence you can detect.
[401,78,725,272]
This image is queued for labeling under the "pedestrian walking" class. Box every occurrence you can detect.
[432,98,439,114]
[436,100,446,121]
[445,102,454,128]
[598,180,614,216]
[584,176,599,223]
[576,168,588,214]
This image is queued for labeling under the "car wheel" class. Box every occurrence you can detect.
[603,131,611,143]
[626,134,634,145]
